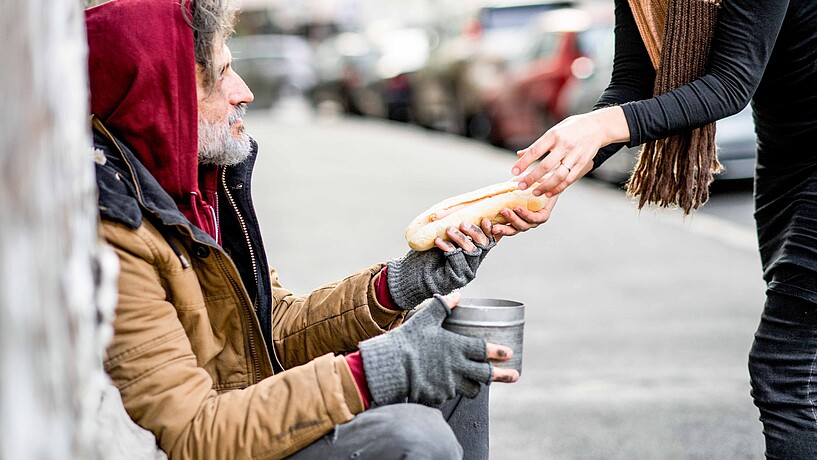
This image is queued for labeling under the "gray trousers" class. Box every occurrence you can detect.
[286,386,489,460]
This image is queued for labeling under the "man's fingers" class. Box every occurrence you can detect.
[486,343,513,361]
[434,236,457,252]
[460,222,490,247]
[490,366,519,383]
[446,227,478,253]
[480,218,501,243]
[487,344,518,382]
[441,290,461,309]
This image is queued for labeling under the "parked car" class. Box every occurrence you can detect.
[411,1,572,136]
[310,27,431,122]
[228,34,317,109]
[310,31,386,117]
[480,4,614,149]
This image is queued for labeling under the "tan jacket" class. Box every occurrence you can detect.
[95,128,405,459]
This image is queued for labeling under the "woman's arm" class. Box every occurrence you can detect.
[622,0,788,145]
[592,0,657,168]
[514,0,790,197]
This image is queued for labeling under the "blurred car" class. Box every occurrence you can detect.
[411,1,572,136]
[229,34,317,109]
[310,27,431,122]
[480,4,614,149]
[311,32,385,117]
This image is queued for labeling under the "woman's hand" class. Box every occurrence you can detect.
[491,195,559,238]
[512,106,629,197]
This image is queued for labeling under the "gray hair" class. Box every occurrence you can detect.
[181,0,238,91]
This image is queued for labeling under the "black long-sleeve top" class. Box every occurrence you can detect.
[595,0,817,169]
[593,0,817,299]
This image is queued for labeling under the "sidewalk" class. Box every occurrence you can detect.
[246,109,766,459]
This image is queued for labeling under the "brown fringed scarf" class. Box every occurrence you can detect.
[626,0,723,214]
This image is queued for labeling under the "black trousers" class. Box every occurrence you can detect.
[749,291,817,459]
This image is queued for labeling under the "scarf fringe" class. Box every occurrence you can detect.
[626,0,722,214]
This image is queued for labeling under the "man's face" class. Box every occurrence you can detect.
[196,43,255,166]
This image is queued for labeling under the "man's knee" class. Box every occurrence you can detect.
[373,404,463,459]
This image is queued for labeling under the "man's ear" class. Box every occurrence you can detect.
[194,64,208,99]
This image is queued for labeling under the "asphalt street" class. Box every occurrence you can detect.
[245,104,766,459]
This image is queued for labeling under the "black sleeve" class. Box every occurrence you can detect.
[592,0,657,169]
[621,0,789,145]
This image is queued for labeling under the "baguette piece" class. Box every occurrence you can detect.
[405,180,548,251]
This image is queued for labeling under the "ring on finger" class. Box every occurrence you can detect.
[559,162,572,173]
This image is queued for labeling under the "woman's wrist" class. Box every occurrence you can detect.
[594,106,630,146]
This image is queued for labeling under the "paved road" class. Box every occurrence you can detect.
[245,106,767,459]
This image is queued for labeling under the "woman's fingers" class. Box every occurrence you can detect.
[491,196,559,236]
[491,223,519,238]
[513,131,555,177]
[532,155,594,197]
[530,160,570,197]
[518,152,563,192]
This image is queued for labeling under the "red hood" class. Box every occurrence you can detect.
[86,0,219,240]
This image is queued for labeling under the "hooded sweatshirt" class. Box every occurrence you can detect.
[86,0,219,241]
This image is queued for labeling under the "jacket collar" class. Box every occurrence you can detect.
[93,117,219,246]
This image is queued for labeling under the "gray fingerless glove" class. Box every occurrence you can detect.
[387,238,496,310]
[359,294,492,406]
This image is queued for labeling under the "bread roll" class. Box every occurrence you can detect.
[405,180,548,251]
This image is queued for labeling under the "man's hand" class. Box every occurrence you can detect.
[435,217,495,250]
[387,221,496,310]
[359,292,519,406]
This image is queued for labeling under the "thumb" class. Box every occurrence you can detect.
[442,290,461,309]
[421,291,460,323]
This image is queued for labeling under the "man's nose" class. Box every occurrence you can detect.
[229,72,254,105]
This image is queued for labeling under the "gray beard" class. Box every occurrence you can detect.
[197,103,251,166]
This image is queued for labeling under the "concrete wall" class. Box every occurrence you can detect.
[1,0,164,458]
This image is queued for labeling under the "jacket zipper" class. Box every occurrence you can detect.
[213,251,263,383]
[221,168,285,372]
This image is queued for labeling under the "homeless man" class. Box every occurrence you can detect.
[87,0,525,458]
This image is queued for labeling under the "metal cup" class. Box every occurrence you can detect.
[442,298,525,375]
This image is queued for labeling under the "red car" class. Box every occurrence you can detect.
[480,5,614,149]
